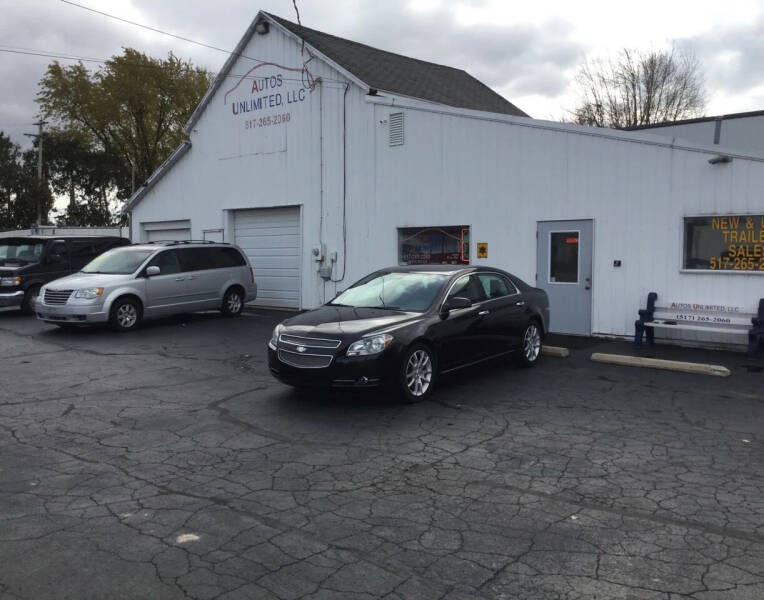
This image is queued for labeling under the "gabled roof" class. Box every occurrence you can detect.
[266,13,528,117]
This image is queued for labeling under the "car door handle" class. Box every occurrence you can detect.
[175,277,185,281]
[515,301,525,306]
[478,310,490,316]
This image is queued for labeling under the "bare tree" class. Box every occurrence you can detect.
[570,45,706,128]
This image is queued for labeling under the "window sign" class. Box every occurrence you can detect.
[398,226,470,265]
[684,215,764,272]
[549,231,579,283]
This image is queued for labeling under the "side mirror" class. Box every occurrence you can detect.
[146,266,160,277]
[440,296,472,318]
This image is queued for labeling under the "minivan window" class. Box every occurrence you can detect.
[180,247,217,271]
[0,240,45,265]
[147,249,181,275]
[82,248,155,274]
[218,247,247,267]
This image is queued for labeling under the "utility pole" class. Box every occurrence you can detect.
[24,120,48,226]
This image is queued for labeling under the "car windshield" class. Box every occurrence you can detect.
[81,247,155,275]
[0,240,45,266]
[330,271,450,312]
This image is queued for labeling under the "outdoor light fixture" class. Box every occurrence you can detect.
[708,155,732,165]
[254,20,269,34]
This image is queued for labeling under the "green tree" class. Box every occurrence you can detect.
[0,132,52,230]
[38,48,211,207]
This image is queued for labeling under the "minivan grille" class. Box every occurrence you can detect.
[278,348,333,369]
[44,289,73,305]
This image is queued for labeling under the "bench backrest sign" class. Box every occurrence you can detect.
[684,215,764,272]
[656,301,754,326]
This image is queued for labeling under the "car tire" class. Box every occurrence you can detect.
[221,288,244,317]
[515,321,543,367]
[109,297,141,332]
[20,286,40,315]
[399,343,436,403]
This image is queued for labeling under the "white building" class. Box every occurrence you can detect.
[126,11,764,343]
[625,110,764,155]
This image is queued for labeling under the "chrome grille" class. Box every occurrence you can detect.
[44,289,73,305]
[280,334,341,349]
[278,348,333,369]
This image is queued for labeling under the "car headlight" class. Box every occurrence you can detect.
[346,334,394,356]
[269,324,285,349]
[74,287,104,299]
[0,276,22,287]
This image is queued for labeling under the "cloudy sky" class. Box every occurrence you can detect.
[2,0,763,149]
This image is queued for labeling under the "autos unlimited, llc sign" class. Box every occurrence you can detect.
[224,62,312,133]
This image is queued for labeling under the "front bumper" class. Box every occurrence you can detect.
[0,290,24,308]
[268,345,399,388]
[35,298,108,324]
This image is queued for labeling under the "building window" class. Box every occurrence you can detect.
[684,215,764,272]
[549,231,579,283]
[398,226,469,265]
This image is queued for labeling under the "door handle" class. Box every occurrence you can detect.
[175,277,185,281]
[478,310,490,316]
[515,301,525,306]
[585,277,591,290]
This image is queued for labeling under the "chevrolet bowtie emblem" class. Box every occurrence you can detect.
[296,345,307,353]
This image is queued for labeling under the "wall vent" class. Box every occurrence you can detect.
[389,112,404,146]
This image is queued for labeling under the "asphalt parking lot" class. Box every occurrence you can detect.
[0,309,762,600]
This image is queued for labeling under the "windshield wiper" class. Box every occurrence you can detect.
[370,305,403,311]
[328,302,352,307]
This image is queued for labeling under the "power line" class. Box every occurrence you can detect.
[0,46,347,87]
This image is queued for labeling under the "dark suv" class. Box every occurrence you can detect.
[0,236,129,313]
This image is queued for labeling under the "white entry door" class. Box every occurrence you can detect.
[234,207,301,309]
[536,220,593,335]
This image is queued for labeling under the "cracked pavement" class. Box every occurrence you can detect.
[0,308,762,599]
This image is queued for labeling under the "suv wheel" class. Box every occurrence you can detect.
[515,321,542,367]
[21,286,40,315]
[110,298,141,332]
[221,288,244,317]
[399,343,436,403]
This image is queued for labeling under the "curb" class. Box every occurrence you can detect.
[590,352,731,377]
[542,345,570,358]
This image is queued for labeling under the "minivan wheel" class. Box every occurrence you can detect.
[221,288,244,317]
[399,343,436,403]
[109,298,141,332]
[21,286,40,315]
[515,321,542,367]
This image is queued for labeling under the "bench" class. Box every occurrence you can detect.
[634,292,764,358]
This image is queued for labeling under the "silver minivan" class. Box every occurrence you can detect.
[35,241,258,331]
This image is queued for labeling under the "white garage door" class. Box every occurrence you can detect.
[234,207,301,309]
[141,220,191,242]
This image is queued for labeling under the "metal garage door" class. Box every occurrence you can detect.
[141,220,191,242]
[234,207,301,309]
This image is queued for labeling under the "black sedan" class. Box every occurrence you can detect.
[268,266,550,402]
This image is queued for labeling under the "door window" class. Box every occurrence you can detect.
[47,242,68,265]
[549,232,579,283]
[448,275,487,304]
[147,250,181,275]
[477,273,516,299]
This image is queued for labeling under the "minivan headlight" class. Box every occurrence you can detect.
[0,276,22,287]
[269,324,285,349]
[346,334,394,356]
[74,287,104,299]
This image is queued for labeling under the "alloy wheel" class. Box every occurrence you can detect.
[405,349,433,397]
[117,304,138,329]
[227,293,242,314]
[523,324,541,362]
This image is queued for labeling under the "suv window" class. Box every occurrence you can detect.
[477,273,517,299]
[147,249,181,275]
[447,275,487,304]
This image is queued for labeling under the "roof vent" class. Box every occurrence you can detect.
[389,112,404,147]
